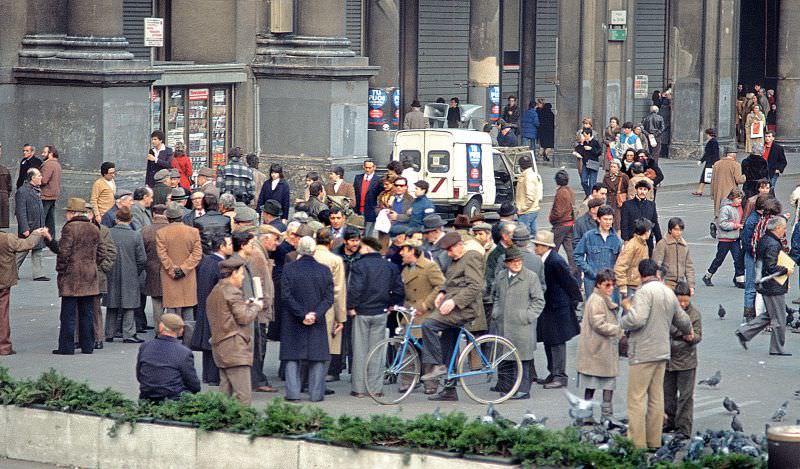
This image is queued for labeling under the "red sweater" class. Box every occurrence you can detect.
[172,155,193,190]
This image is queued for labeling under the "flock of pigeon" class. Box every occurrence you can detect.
[717,302,800,329]
[460,369,800,464]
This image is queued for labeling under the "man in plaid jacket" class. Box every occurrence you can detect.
[216,147,255,205]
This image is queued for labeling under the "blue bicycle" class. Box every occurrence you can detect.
[364,306,523,404]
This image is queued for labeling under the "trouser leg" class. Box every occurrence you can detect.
[674,368,696,436]
[645,361,667,448]
[736,307,772,341]
[93,296,104,342]
[544,344,554,377]
[221,366,252,405]
[328,354,342,378]
[15,250,27,271]
[135,294,148,331]
[202,351,220,384]
[0,288,11,354]
[307,360,328,402]
[77,297,94,353]
[150,297,163,329]
[58,297,78,353]
[251,322,268,388]
[518,359,532,394]
[545,343,567,380]
[663,370,678,429]
[122,309,136,339]
[765,295,787,354]
[744,253,756,308]
[30,248,44,279]
[105,308,119,340]
[42,200,56,239]
[553,226,577,273]
[420,318,448,365]
[627,362,654,449]
[285,360,302,400]
[707,241,732,274]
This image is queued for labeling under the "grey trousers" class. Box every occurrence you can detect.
[351,314,387,394]
[15,248,44,279]
[286,360,328,401]
[421,318,461,367]
[663,368,696,436]
[150,297,163,329]
[251,322,269,388]
[165,306,194,321]
[106,308,135,340]
[544,343,568,381]
[737,294,786,354]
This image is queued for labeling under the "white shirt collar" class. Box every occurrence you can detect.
[541,249,551,263]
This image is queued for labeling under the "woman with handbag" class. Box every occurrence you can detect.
[693,128,719,196]
[603,159,629,232]
[745,105,766,153]
[575,128,603,197]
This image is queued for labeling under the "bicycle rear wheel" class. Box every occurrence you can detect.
[456,335,522,404]
[365,337,421,405]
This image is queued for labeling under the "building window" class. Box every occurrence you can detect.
[152,85,231,172]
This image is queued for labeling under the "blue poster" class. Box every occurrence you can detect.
[467,144,483,192]
[392,88,401,129]
[368,88,388,130]
[487,85,500,122]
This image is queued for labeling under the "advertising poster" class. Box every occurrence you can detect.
[368,88,389,130]
[467,144,483,192]
[392,88,400,129]
[487,85,500,121]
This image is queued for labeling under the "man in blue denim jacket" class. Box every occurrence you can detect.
[574,206,622,299]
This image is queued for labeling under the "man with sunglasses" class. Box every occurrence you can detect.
[387,177,414,226]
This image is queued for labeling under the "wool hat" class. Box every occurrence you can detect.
[532,230,556,248]
[170,188,189,201]
[262,199,282,217]
[198,167,215,178]
[498,201,517,217]
[165,203,184,220]
[219,256,246,273]
[422,214,445,232]
[504,246,524,262]
[360,236,383,252]
[64,197,88,212]
[159,313,184,332]
[234,206,258,223]
[154,169,170,182]
[435,231,462,250]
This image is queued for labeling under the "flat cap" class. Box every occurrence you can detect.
[234,206,258,223]
[198,167,215,177]
[258,224,282,237]
[115,189,133,199]
[159,313,184,332]
[154,169,170,182]
[471,222,492,232]
[168,168,181,178]
[435,231,462,250]
[165,202,185,220]
[219,256,246,273]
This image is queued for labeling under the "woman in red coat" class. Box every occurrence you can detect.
[171,149,193,191]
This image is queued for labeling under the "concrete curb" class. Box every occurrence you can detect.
[0,406,517,469]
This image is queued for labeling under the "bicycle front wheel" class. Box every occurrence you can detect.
[456,335,522,404]
[364,337,421,405]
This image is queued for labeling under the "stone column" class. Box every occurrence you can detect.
[519,0,536,111]
[467,0,500,123]
[367,0,401,164]
[776,0,800,150]
[297,0,347,38]
[18,0,68,61]
[714,0,739,145]
[555,0,581,151]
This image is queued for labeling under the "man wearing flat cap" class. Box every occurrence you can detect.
[196,167,219,199]
[710,143,746,218]
[156,203,203,321]
[419,230,485,401]
[136,313,201,402]
[421,214,451,273]
[151,168,172,206]
[101,189,135,230]
[207,256,263,404]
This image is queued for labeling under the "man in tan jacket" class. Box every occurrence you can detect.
[90,162,116,223]
[614,219,652,299]
[207,257,263,405]
[156,203,203,320]
[313,229,347,379]
[515,154,542,236]
[710,144,746,217]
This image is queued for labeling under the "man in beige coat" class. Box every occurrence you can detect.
[207,257,263,405]
[156,203,203,320]
[710,144,746,218]
[313,229,347,358]
[515,154,542,236]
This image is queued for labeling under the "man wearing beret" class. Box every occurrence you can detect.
[136,313,200,401]
[420,231,485,401]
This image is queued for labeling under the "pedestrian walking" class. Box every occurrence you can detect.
[710,144,746,218]
[207,256,263,405]
[156,203,203,320]
[652,217,696,292]
[491,246,545,400]
[703,189,746,288]
[515,154,542,235]
[603,159,629,232]
[145,130,174,188]
[615,218,652,299]
[104,207,146,344]
[53,198,100,356]
[90,162,117,223]
[575,184,607,220]
[39,145,61,240]
[693,128,719,196]
[641,105,665,161]
[520,100,540,152]
[763,130,786,190]
[15,168,47,281]
[620,179,662,253]
[744,105,766,154]
[256,163,291,222]
[741,144,768,200]
[576,269,624,417]
[537,102,555,161]
[575,128,603,197]
[574,206,622,298]
[743,195,780,320]
[281,237,334,402]
[620,259,693,449]
[663,282,703,440]
[549,170,577,275]
[136,313,200,402]
[572,197,602,252]
[736,216,793,355]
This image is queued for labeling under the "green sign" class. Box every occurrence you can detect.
[608,28,627,41]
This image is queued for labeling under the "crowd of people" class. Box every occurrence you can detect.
[0,115,797,452]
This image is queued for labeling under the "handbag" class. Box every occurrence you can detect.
[703,167,713,184]
[709,221,717,239]
[615,177,626,207]
[585,159,600,171]
[648,134,657,148]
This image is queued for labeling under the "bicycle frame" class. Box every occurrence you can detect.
[446,328,493,380]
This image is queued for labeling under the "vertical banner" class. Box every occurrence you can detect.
[392,88,401,129]
[368,88,400,130]
[487,85,500,122]
[466,144,483,192]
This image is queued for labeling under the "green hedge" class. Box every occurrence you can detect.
[0,368,765,468]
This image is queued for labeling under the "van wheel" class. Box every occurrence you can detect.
[462,198,481,218]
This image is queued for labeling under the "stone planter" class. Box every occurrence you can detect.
[0,405,519,468]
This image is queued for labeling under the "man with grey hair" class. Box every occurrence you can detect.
[101,190,135,230]
[131,187,153,230]
[280,235,335,401]
[219,192,237,220]
[736,215,793,355]
[642,105,665,160]
[15,168,47,280]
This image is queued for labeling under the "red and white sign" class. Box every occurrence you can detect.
[143,18,164,48]
[189,89,209,100]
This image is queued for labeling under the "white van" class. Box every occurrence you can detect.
[392,129,538,217]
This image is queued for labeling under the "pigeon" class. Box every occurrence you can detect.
[564,390,596,422]
[731,414,744,433]
[516,411,547,429]
[650,437,684,463]
[718,304,726,319]
[699,370,722,387]
[771,401,789,422]
[481,403,498,424]
[683,435,705,461]
[432,406,442,421]
[723,397,741,414]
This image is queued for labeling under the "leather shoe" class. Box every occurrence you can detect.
[350,392,367,398]
[536,375,554,385]
[325,389,335,395]
[51,349,74,355]
[735,332,748,350]
[33,276,50,281]
[428,388,458,401]
[123,336,144,344]
[105,338,114,343]
[543,380,566,389]
[94,341,104,350]
[254,386,278,393]
[510,391,530,400]
[770,352,792,356]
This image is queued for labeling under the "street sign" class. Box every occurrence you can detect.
[609,10,627,25]
[144,18,164,48]
[608,28,627,41]
[634,75,649,98]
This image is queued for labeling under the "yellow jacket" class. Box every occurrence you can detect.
[90,178,115,219]
[515,167,542,215]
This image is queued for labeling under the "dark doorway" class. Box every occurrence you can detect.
[738,0,779,91]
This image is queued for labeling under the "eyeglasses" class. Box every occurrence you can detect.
[394,183,406,187]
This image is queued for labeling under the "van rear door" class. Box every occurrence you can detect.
[423,131,454,201]
[393,131,425,172]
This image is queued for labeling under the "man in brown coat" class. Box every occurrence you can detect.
[142,205,169,327]
[0,226,48,355]
[156,203,203,320]
[549,169,577,274]
[312,229,347,366]
[400,238,445,393]
[710,144,746,218]
[324,166,356,203]
[54,198,100,355]
[207,257,263,405]
[420,231,484,401]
